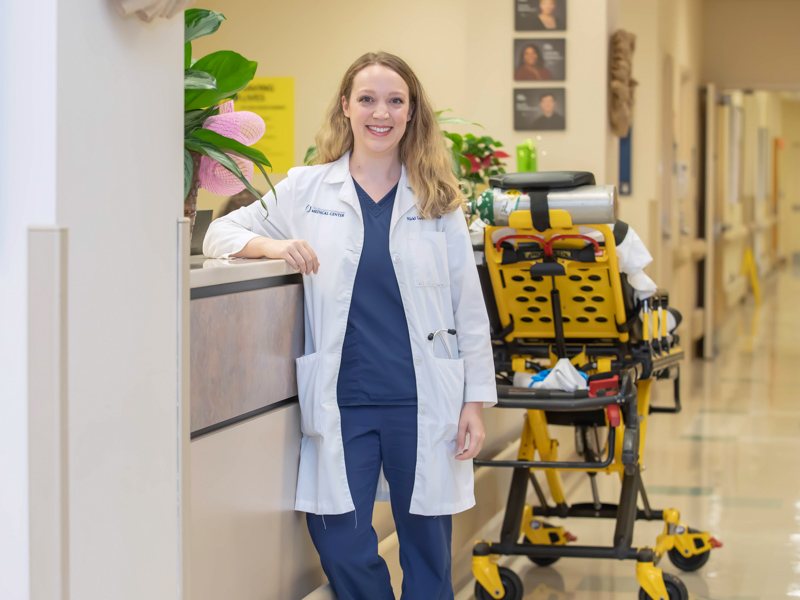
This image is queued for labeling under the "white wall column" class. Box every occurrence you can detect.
[2,2,186,599]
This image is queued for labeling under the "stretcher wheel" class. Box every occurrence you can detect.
[668,527,711,572]
[668,546,710,571]
[637,572,688,600]
[520,539,560,566]
[474,567,523,600]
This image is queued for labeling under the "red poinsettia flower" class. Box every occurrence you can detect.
[465,154,482,173]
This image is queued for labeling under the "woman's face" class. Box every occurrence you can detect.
[342,65,412,159]
[523,46,538,67]
[540,0,556,16]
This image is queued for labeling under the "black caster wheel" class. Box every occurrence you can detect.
[521,537,560,566]
[668,528,712,571]
[668,546,710,571]
[474,566,524,600]
[638,572,688,600]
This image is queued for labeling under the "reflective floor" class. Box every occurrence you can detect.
[463,270,800,600]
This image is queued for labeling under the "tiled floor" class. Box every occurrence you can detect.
[463,270,800,599]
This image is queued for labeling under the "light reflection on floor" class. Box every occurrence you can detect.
[462,270,799,599]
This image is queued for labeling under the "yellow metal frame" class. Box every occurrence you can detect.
[484,213,629,343]
[520,507,571,546]
[636,560,669,600]
[655,509,716,559]
[472,552,505,599]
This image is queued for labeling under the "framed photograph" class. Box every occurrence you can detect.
[514,88,566,131]
[513,39,565,81]
[515,0,567,32]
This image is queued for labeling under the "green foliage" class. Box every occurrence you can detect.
[184,149,194,199]
[184,69,217,90]
[183,9,274,209]
[438,111,508,199]
[304,145,317,166]
[184,51,257,111]
[184,9,225,43]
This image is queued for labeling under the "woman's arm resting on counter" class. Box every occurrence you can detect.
[232,237,320,275]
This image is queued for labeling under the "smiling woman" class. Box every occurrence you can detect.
[202,51,497,600]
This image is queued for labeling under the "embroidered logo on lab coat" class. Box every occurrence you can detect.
[305,204,345,218]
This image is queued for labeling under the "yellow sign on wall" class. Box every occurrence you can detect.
[235,77,295,174]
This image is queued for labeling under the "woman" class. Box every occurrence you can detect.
[203,52,497,600]
[514,43,553,81]
[531,0,563,30]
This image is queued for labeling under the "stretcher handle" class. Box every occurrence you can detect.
[495,390,630,412]
[548,234,602,257]
[474,425,616,470]
[494,234,601,257]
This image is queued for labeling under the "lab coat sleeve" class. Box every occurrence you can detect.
[443,208,498,407]
[202,176,294,258]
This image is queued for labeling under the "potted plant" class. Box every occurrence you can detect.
[183,8,275,230]
[440,122,509,200]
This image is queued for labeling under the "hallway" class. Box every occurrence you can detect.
[464,269,799,599]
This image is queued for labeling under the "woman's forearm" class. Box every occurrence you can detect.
[231,236,279,259]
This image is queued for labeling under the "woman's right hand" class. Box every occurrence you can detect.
[234,237,320,275]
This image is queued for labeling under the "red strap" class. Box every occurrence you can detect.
[494,234,545,253]
[549,234,603,257]
[606,405,621,428]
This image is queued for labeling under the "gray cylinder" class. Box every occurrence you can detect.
[468,185,616,226]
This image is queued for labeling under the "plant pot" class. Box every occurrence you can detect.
[184,150,203,235]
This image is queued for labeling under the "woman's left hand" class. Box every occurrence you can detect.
[456,402,486,460]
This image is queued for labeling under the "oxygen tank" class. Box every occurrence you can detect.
[466,185,616,226]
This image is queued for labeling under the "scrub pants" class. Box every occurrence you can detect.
[306,405,454,600]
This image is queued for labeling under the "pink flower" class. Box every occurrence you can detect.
[198,101,266,196]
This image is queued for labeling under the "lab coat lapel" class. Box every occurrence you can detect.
[390,165,416,236]
[323,152,362,217]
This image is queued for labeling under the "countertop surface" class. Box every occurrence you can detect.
[190,255,297,289]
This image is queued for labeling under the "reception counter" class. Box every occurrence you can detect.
[188,256,326,600]
[188,254,544,600]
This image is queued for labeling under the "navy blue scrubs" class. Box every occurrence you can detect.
[305,179,454,600]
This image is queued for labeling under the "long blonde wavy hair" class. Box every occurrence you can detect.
[313,52,462,219]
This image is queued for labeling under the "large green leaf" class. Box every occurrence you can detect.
[435,108,482,128]
[444,131,463,153]
[189,129,276,202]
[185,42,192,69]
[190,128,270,168]
[184,149,194,199]
[184,136,270,214]
[184,69,218,90]
[184,9,226,43]
[184,51,257,111]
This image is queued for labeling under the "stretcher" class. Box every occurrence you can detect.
[469,172,720,600]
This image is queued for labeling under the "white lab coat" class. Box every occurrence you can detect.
[203,153,497,516]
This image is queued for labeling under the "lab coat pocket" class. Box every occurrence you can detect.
[296,352,323,436]
[408,231,450,287]
[431,357,465,443]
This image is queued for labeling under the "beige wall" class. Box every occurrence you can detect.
[704,0,800,91]
[194,0,618,218]
[778,98,800,260]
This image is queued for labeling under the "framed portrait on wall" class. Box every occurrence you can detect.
[514,88,566,131]
[515,0,567,32]
[513,39,565,81]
